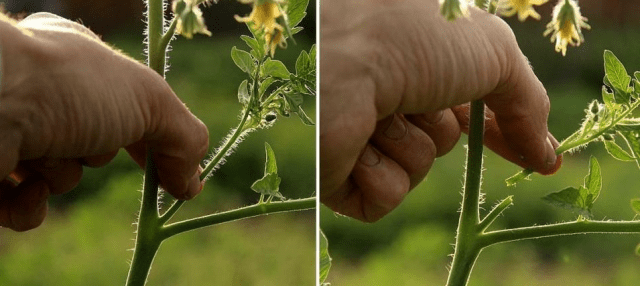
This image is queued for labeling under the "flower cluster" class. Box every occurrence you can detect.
[440,0,590,56]
[544,0,590,56]
[172,0,212,39]
[235,0,288,56]
[497,0,548,22]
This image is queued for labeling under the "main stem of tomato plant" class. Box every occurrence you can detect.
[125,0,166,285]
[446,100,485,286]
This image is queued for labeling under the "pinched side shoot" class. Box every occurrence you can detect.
[507,50,640,187]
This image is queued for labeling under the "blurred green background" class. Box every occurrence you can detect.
[321,1,640,285]
[0,1,316,285]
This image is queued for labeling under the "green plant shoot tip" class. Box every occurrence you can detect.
[505,169,533,187]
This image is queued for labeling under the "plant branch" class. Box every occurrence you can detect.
[159,199,185,225]
[160,197,315,239]
[480,219,640,247]
[200,108,251,181]
[478,196,513,232]
[446,100,485,286]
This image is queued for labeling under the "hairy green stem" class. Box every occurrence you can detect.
[481,219,640,246]
[478,196,513,232]
[125,0,167,285]
[126,149,161,286]
[446,100,485,286]
[161,197,315,239]
[159,199,185,225]
[200,108,251,181]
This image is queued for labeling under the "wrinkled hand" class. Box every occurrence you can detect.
[0,13,208,231]
[320,0,561,222]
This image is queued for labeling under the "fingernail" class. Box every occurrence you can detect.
[422,110,444,124]
[384,114,407,140]
[545,137,557,170]
[359,145,380,166]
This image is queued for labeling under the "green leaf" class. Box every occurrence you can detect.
[635,243,640,256]
[231,46,255,74]
[251,143,283,198]
[631,198,640,215]
[543,187,582,209]
[602,86,615,109]
[263,142,278,174]
[237,79,250,105]
[604,50,631,96]
[295,105,315,125]
[309,44,316,67]
[620,131,640,170]
[603,139,635,161]
[616,118,640,132]
[251,173,283,198]
[285,92,304,108]
[258,77,277,98]
[320,230,332,284]
[287,0,309,28]
[542,186,592,218]
[240,35,264,60]
[262,59,290,79]
[295,50,310,75]
[583,156,601,203]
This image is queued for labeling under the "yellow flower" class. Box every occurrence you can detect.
[234,0,285,36]
[498,0,548,21]
[543,0,590,56]
[173,0,212,39]
[265,27,287,57]
[235,0,288,56]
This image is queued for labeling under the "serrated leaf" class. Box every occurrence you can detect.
[543,186,593,218]
[291,26,303,35]
[287,0,308,28]
[251,143,283,198]
[295,50,310,75]
[602,86,615,109]
[231,46,255,74]
[241,35,264,60]
[543,187,582,209]
[631,198,640,215]
[320,230,332,284]
[603,139,635,161]
[262,59,290,79]
[263,142,278,174]
[285,92,304,108]
[635,71,640,81]
[251,173,283,198]
[295,105,314,125]
[604,50,631,96]
[237,79,250,105]
[584,156,601,202]
[258,77,277,98]
[309,44,316,65]
[620,131,640,170]
[616,118,640,132]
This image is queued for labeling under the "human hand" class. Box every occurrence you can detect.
[0,13,208,231]
[320,0,561,222]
